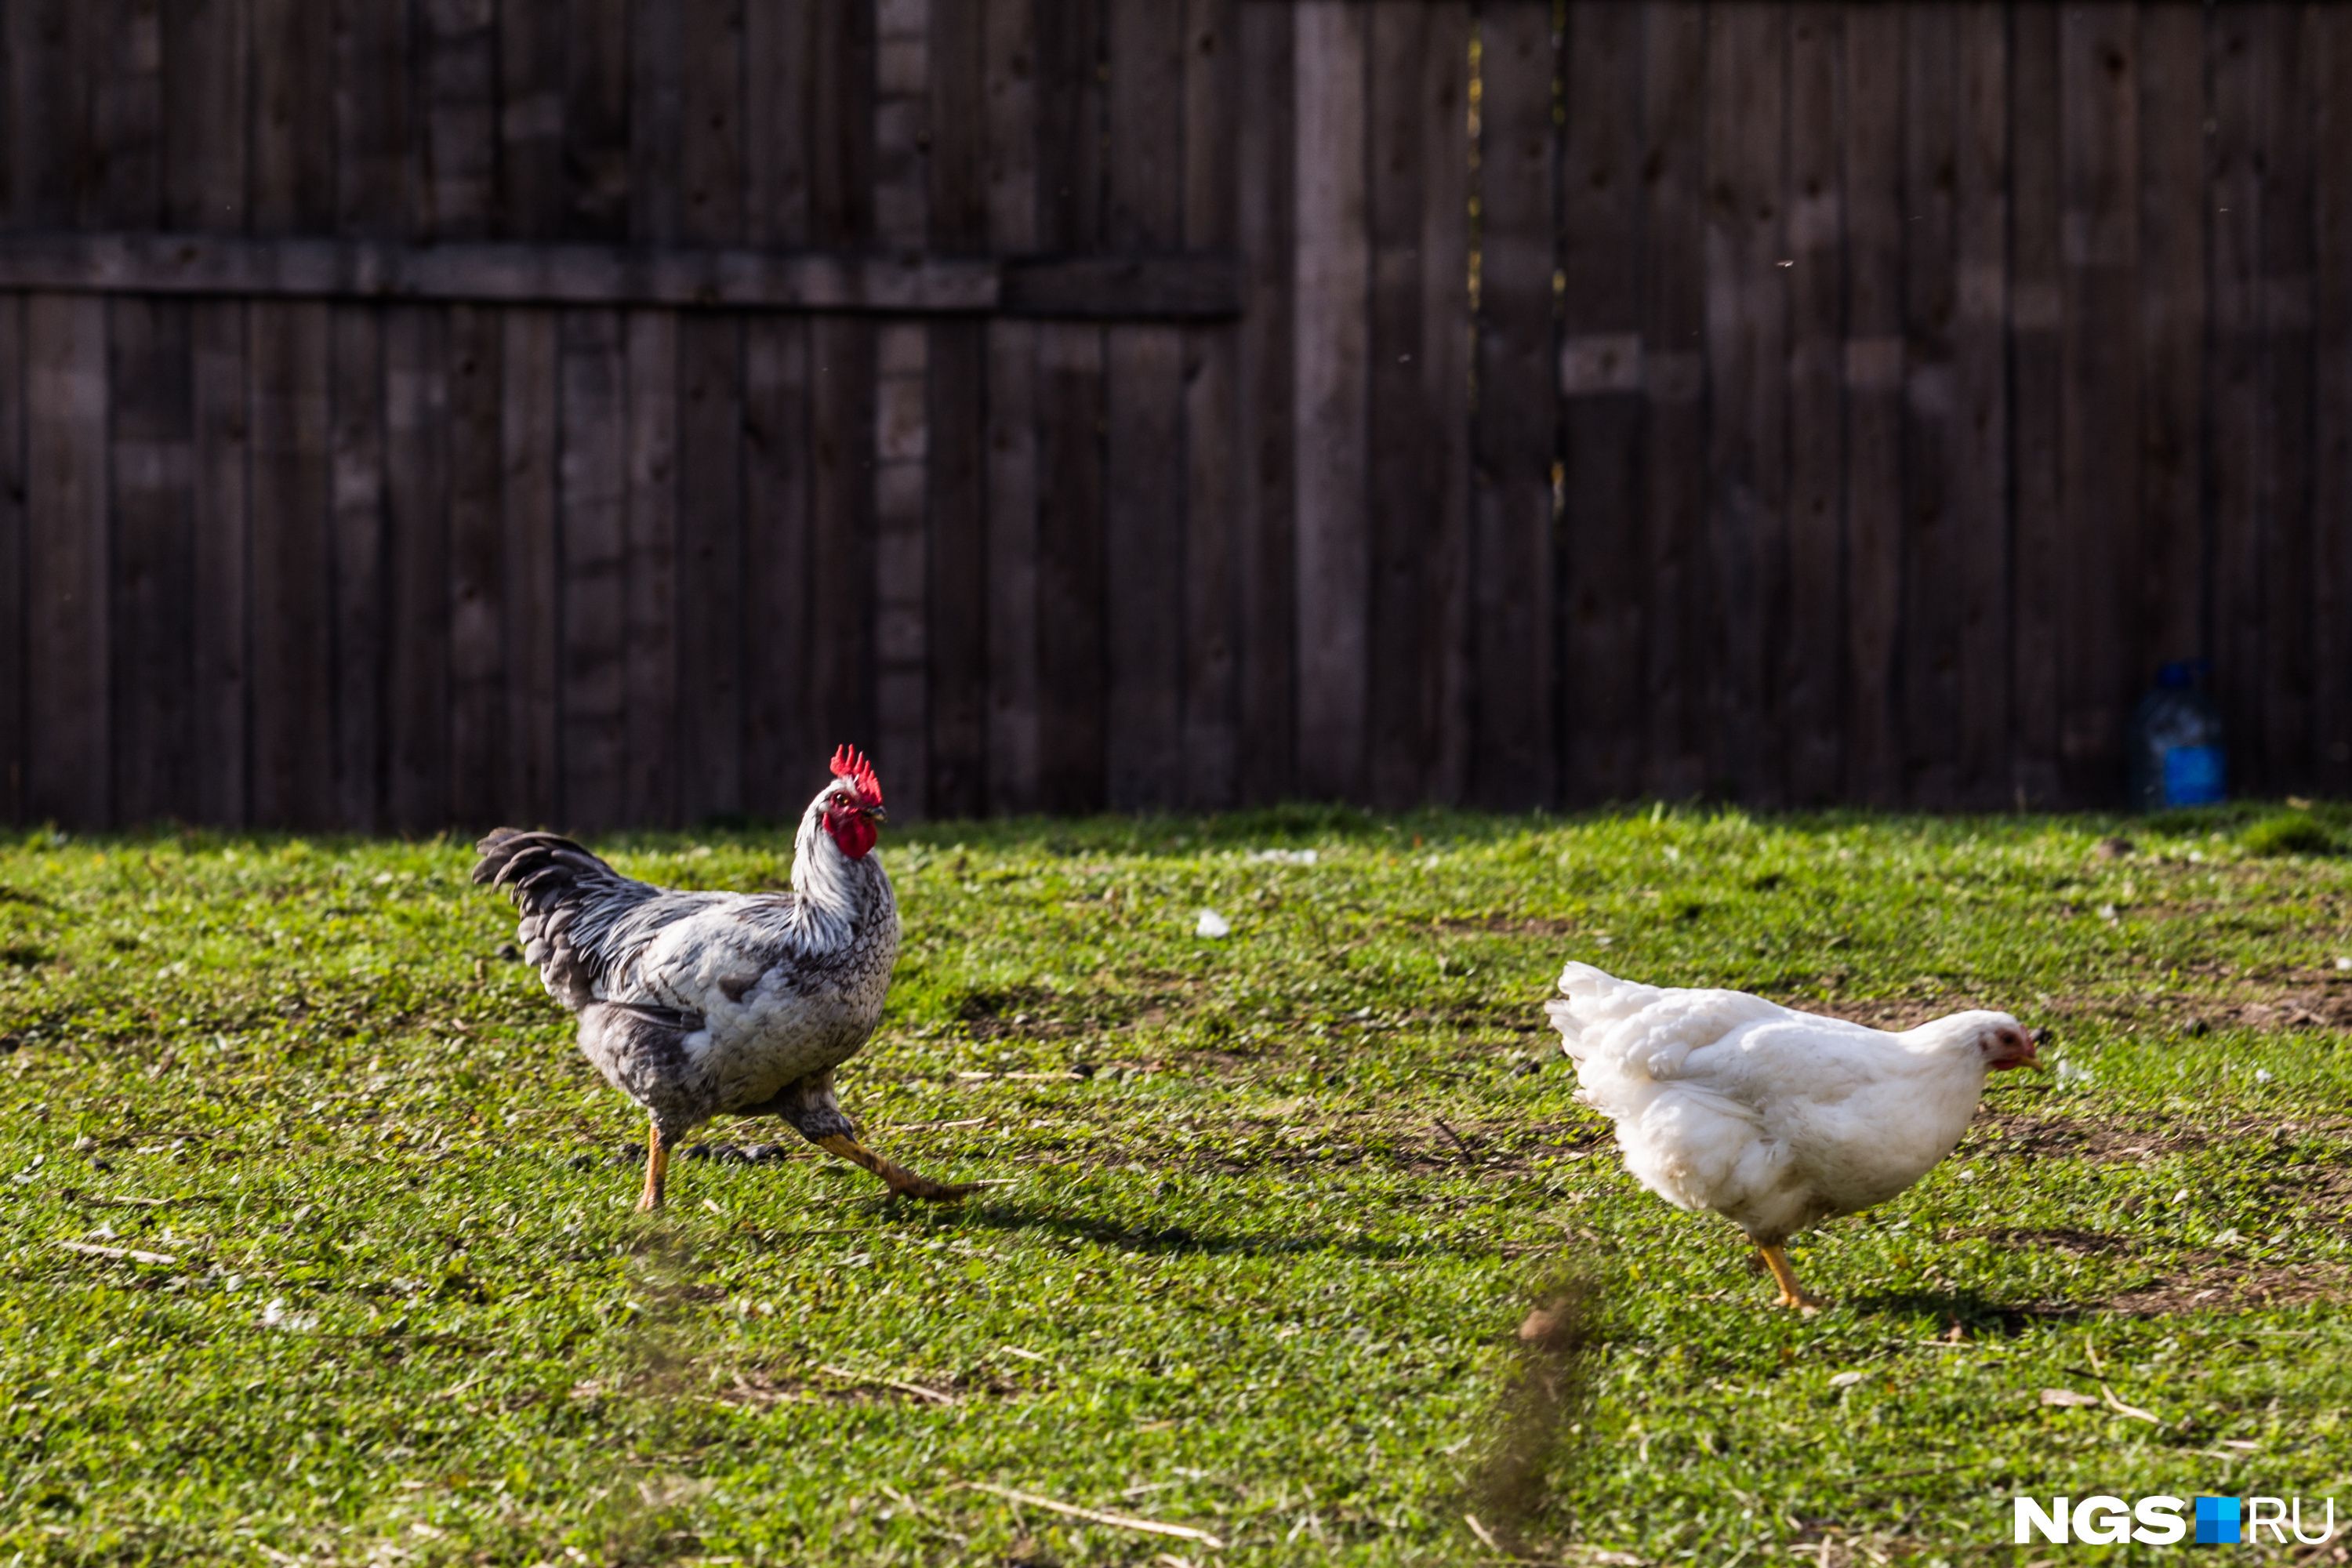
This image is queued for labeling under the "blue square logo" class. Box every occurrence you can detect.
[2194,1496,2241,1545]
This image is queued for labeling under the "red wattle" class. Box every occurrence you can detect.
[826,811,877,860]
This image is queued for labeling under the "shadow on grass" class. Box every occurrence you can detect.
[869,1195,1504,1265]
[1841,1287,2089,1336]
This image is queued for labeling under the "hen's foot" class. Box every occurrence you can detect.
[817,1134,980,1203]
[1757,1245,1826,1313]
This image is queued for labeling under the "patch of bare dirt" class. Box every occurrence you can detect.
[1942,1225,2140,1258]
[1435,913,1585,938]
[1963,1109,2352,1162]
[2100,1258,2352,1316]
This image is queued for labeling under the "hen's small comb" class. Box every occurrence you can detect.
[829,744,884,806]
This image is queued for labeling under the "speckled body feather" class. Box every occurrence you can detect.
[473,793,898,1150]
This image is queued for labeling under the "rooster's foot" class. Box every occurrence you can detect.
[817,1134,978,1203]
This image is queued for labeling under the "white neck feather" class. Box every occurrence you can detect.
[788,794,870,948]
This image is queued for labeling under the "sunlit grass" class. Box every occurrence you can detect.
[2,800,2349,1564]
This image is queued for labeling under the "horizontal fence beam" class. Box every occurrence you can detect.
[0,232,1242,320]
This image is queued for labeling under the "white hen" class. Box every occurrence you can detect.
[1544,961,2042,1308]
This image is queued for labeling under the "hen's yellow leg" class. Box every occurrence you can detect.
[1759,1245,1825,1312]
[817,1134,978,1201]
[637,1121,671,1211]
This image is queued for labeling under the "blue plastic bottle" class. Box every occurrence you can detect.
[2127,661,2226,811]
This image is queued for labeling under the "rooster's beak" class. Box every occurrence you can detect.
[863,804,888,825]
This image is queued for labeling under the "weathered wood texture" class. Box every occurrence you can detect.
[1,2,2347,829]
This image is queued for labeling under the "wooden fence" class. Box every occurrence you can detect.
[0,2,2347,830]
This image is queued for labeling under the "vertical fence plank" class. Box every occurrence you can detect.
[873,2,931,815]
[331,0,408,236]
[248,301,331,829]
[558,308,626,828]
[565,0,632,240]
[925,0,987,819]
[2008,2,2062,807]
[1842,5,1902,806]
[746,0,814,250]
[328,306,386,831]
[92,0,162,226]
[172,0,251,823]
[983,0,1040,814]
[1705,4,1788,804]
[2316,7,2352,795]
[872,320,929,816]
[101,0,179,824]
[250,0,331,232]
[9,0,86,229]
[674,315,746,824]
[742,315,814,818]
[419,0,495,237]
[1783,5,1845,806]
[0,299,20,823]
[499,0,564,238]
[809,5,876,779]
[384,305,448,831]
[1034,0,1105,814]
[2258,5,2315,793]
[25,297,109,826]
[1471,1,1556,808]
[190,300,249,826]
[163,0,249,230]
[1951,3,2009,807]
[1899,6,1956,807]
[2209,4,2263,793]
[1036,321,1107,814]
[501,307,559,823]
[2058,4,2140,804]
[1365,0,1427,809]
[2134,5,2205,700]
[1556,2,1646,805]
[1421,3,1473,806]
[1640,2,1707,801]
[1292,0,1368,803]
[622,310,679,825]
[446,304,505,826]
[925,316,988,818]
[1234,0,1295,803]
[1106,0,1189,810]
[108,299,194,826]
[811,316,877,780]
[742,1,814,817]
[1179,0,1243,809]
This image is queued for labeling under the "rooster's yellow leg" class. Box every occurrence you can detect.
[1758,1245,1825,1312]
[816,1134,978,1202]
[637,1122,671,1211]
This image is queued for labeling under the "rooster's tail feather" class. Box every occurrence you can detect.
[473,829,659,1010]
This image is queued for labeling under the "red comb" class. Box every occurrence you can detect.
[829,744,883,806]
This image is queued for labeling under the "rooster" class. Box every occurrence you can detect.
[1544,962,2041,1308]
[473,746,973,1210]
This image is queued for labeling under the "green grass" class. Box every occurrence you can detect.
[4,802,2352,1566]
